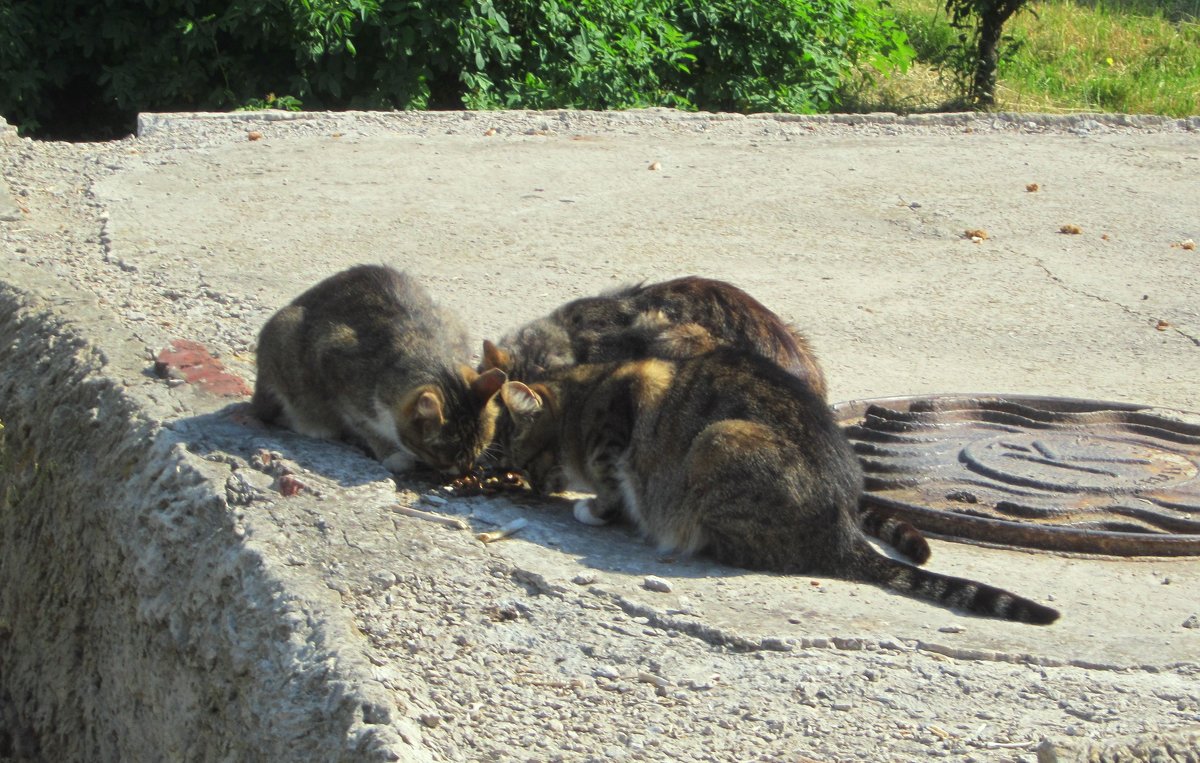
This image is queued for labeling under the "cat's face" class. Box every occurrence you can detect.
[494,381,565,492]
[395,368,506,474]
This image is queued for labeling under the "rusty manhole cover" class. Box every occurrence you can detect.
[834,395,1200,556]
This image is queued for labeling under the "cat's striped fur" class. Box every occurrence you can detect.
[494,349,1058,625]
[486,276,828,399]
[485,275,931,565]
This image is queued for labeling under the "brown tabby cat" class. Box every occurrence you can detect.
[484,276,930,565]
[492,348,1059,624]
[252,264,506,474]
[484,276,828,399]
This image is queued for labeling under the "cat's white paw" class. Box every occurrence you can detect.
[382,450,416,473]
[573,498,610,526]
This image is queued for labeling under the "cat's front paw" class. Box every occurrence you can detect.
[573,498,612,526]
[382,450,416,473]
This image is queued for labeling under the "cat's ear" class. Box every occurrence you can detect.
[500,381,544,418]
[469,367,507,401]
[410,386,446,427]
[481,340,511,372]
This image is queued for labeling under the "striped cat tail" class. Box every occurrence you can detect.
[849,543,1060,625]
[858,503,932,565]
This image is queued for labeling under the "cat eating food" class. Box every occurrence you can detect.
[492,349,1058,625]
[252,264,505,474]
[484,275,930,564]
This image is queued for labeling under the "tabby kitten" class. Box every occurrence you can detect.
[494,349,1058,624]
[483,276,930,565]
[252,264,506,474]
[485,276,828,400]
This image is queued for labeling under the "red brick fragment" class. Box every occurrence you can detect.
[154,339,252,397]
[277,474,307,497]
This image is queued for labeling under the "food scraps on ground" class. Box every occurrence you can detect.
[444,468,527,496]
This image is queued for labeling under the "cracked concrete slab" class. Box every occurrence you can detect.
[3,110,1200,761]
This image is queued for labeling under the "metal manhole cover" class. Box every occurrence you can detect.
[833,395,1200,556]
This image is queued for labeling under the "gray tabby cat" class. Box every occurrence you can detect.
[492,348,1058,624]
[484,275,930,565]
[252,264,506,474]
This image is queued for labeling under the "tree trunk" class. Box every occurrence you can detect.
[969,0,1026,107]
[972,10,1003,106]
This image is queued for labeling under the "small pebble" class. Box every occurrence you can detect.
[684,673,720,690]
[419,713,441,729]
[1182,614,1200,629]
[593,666,620,680]
[573,572,598,585]
[938,625,965,634]
[370,570,397,588]
[643,575,673,593]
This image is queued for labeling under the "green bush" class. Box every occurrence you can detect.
[0,0,913,138]
[459,0,699,110]
[0,0,377,136]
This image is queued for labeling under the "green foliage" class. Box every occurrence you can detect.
[0,2,59,135]
[0,0,914,138]
[238,93,306,111]
[0,0,377,136]
[892,0,1025,101]
[1000,0,1200,116]
[852,0,1199,116]
[460,0,700,110]
[676,0,914,113]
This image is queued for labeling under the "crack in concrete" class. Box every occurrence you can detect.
[1027,254,1200,347]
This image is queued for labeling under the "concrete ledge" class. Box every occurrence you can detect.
[135,108,1200,138]
[0,281,424,761]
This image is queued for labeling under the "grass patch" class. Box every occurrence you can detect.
[844,0,1200,115]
